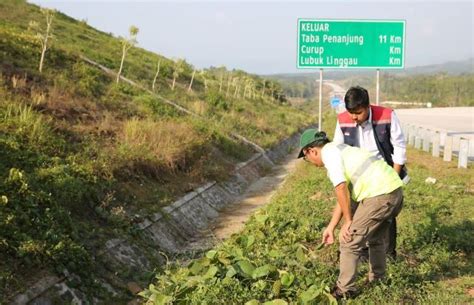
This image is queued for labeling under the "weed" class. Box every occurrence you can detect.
[141,147,473,304]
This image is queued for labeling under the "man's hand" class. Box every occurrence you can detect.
[339,220,353,243]
[322,227,335,245]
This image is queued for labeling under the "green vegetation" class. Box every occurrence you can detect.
[272,68,474,108]
[379,73,474,106]
[0,0,313,301]
[141,114,473,304]
[342,72,474,107]
[272,75,318,100]
[1,0,471,303]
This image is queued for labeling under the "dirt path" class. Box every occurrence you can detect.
[188,150,301,250]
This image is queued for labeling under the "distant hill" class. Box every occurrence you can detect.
[267,58,474,107]
[400,58,473,75]
[267,58,474,80]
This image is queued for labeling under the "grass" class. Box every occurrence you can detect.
[140,140,473,304]
[118,118,206,175]
[0,0,312,149]
[0,0,314,301]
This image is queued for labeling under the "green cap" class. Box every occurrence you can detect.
[297,129,329,158]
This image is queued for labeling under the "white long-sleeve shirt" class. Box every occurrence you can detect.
[333,108,406,165]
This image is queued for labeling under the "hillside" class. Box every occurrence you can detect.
[0,0,313,302]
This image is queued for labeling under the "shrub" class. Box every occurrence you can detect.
[0,168,92,272]
[133,94,180,118]
[72,61,107,98]
[206,89,229,111]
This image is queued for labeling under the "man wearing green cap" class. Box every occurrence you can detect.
[297,129,403,299]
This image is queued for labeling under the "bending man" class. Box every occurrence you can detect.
[298,129,403,299]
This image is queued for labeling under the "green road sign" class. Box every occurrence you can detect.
[297,19,405,69]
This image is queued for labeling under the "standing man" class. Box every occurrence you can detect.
[333,86,407,258]
[298,129,403,299]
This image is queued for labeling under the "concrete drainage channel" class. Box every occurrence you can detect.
[10,128,310,305]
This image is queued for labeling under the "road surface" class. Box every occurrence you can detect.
[395,107,474,136]
[395,107,474,157]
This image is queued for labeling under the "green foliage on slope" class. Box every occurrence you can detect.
[0,0,313,301]
[141,146,473,304]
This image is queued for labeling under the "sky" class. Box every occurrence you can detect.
[30,0,473,74]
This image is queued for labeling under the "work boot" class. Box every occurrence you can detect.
[330,286,358,300]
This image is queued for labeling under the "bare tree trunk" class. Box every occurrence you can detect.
[116,26,139,84]
[39,39,47,73]
[152,59,161,91]
[261,81,266,98]
[188,69,196,92]
[117,44,127,83]
[234,83,239,97]
[38,13,53,73]
[172,76,176,90]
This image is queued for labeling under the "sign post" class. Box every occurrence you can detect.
[318,69,322,131]
[297,19,405,125]
[376,69,380,105]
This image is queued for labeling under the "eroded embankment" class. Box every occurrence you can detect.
[11,127,311,305]
[188,150,301,249]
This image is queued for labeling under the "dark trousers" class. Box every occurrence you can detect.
[385,196,403,258]
[385,217,397,258]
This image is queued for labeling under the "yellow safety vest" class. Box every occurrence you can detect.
[335,143,403,202]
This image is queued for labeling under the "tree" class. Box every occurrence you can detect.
[200,70,209,91]
[117,25,139,83]
[242,77,249,99]
[172,59,185,91]
[29,8,55,73]
[152,58,161,91]
[233,77,240,98]
[225,73,232,97]
[243,77,255,99]
[217,66,226,93]
[188,69,196,92]
[269,82,275,100]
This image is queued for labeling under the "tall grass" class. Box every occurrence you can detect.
[119,118,206,173]
[1,103,52,146]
